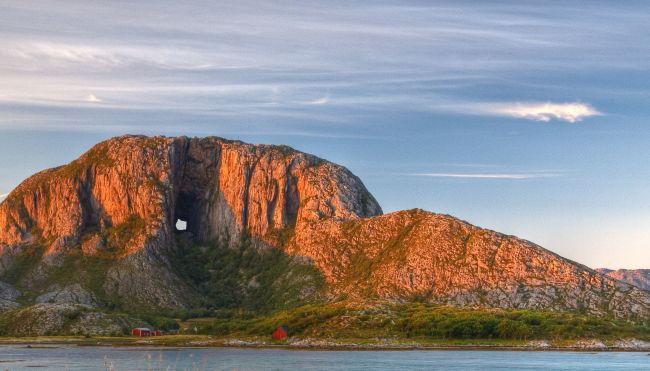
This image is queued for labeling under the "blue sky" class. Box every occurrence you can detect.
[1,1,649,268]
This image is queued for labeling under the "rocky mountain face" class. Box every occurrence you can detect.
[290,210,650,319]
[597,269,650,291]
[0,135,380,313]
[0,135,648,327]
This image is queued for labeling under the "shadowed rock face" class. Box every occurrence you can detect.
[597,269,650,291]
[0,135,648,319]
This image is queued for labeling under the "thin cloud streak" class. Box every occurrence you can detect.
[478,102,602,123]
[410,173,559,179]
[0,193,8,200]
[306,96,330,105]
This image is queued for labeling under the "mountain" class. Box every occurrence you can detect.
[597,269,650,291]
[0,136,380,316]
[0,135,648,333]
[289,209,649,318]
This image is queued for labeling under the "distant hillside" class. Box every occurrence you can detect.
[597,269,650,291]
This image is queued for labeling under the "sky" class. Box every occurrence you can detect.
[1,0,649,269]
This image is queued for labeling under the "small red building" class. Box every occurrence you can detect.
[272,326,288,340]
[132,328,153,337]
[132,328,164,337]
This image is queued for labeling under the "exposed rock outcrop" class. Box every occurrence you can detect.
[0,281,20,301]
[35,284,97,306]
[0,281,21,312]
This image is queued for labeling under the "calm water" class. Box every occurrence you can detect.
[0,346,647,370]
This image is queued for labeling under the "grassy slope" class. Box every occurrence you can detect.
[170,232,326,313]
[188,301,650,342]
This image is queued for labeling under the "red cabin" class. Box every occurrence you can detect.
[272,326,289,340]
[154,330,164,336]
[131,328,153,337]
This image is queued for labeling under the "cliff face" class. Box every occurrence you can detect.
[0,135,647,319]
[0,136,380,253]
[598,269,650,291]
[0,135,380,310]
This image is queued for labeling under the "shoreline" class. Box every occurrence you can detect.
[0,336,648,352]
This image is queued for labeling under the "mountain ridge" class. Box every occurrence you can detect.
[0,135,648,334]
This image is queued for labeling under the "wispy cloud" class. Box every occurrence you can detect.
[306,96,330,105]
[9,43,121,67]
[6,42,241,71]
[477,102,602,123]
[410,173,559,179]
[0,1,645,132]
[0,193,8,200]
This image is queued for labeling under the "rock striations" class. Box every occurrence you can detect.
[0,135,648,321]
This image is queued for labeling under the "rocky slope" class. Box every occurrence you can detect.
[289,209,650,319]
[597,269,650,291]
[0,135,648,324]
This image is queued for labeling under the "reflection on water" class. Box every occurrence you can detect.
[0,346,647,370]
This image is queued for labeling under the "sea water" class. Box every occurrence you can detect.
[0,346,647,370]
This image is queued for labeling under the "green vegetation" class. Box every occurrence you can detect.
[1,244,45,286]
[43,253,115,305]
[171,231,325,313]
[136,314,180,331]
[264,209,297,247]
[0,246,115,307]
[105,214,146,251]
[188,302,650,342]
[0,305,140,337]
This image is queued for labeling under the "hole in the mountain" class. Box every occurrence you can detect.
[174,190,204,242]
[175,219,187,231]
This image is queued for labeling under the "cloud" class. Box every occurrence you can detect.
[0,2,642,133]
[305,96,329,105]
[85,94,101,103]
[480,102,602,123]
[0,193,8,200]
[410,173,558,179]
[12,43,124,67]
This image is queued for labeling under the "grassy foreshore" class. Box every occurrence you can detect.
[0,334,648,351]
[0,302,647,351]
